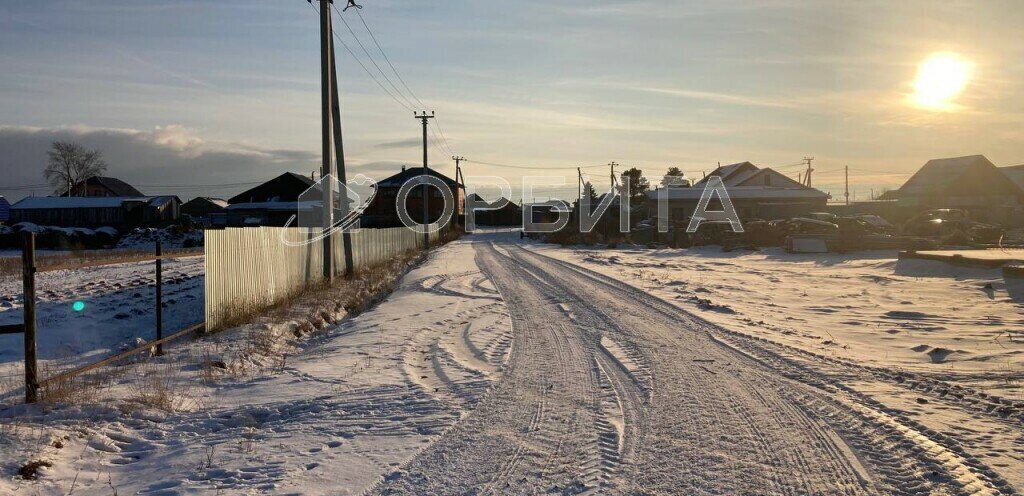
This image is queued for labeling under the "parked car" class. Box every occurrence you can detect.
[902,209,1003,244]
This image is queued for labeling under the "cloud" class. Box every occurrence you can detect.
[374,138,422,150]
[0,125,318,202]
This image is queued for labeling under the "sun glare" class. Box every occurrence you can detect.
[911,52,972,111]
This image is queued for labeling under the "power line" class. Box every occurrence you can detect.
[428,122,454,157]
[350,7,460,155]
[2,183,50,191]
[307,2,413,113]
[430,120,454,156]
[353,8,428,110]
[465,159,608,171]
[333,9,417,110]
[344,5,458,156]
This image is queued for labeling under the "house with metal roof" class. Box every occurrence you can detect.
[9,195,181,228]
[648,162,830,222]
[1001,164,1024,193]
[361,166,464,228]
[888,155,1024,224]
[65,176,145,197]
[224,172,318,227]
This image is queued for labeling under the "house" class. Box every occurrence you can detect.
[888,155,1024,224]
[182,197,228,226]
[65,176,145,197]
[226,172,317,227]
[361,166,464,228]
[0,196,9,223]
[647,162,830,222]
[467,195,521,226]
[228,172,315,204]
[9,196,181,228]
[1002,164,1024,193]
[524,200,572,226]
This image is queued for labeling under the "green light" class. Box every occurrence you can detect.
[72,301,85,312]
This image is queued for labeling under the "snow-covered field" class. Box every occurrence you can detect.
[0,256,204,391]
[530,244,1024,385]
[0,232,1021,494]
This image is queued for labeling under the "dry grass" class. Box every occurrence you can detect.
[0,247,202,278]
[123,360,201,412]
[39,360,113,407]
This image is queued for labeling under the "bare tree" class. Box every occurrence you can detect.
[44,141,108,196]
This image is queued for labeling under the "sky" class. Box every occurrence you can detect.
[1,0,1023,203]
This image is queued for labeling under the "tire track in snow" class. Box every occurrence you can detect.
[514,244,1017,495]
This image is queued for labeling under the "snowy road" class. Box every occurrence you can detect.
[3,234,1020,494]
[378,236,1018,495]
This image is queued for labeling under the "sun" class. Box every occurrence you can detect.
[911,52,972,111]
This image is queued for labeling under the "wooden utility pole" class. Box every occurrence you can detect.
[328,14,355,277]
[803,157,815,188]
[577,167,584,205]
[452,156,464,228]
[415,111,435,249]
[155,240,164,356]
[318,0,335,281]
[22,233,37,403]
[844,166,850,206]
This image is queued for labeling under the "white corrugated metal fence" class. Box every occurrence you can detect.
[205,225,442,330]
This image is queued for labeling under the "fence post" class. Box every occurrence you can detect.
[155,240,164,356]
[22,233,38,403]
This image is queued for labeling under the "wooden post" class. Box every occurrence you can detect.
[22,233,38,403]
[155,240,164,356]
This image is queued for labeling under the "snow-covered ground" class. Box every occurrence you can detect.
[528,245,1023,386]
[0,256,204,390]
[0,236,511,495]
[0,232,1021,494]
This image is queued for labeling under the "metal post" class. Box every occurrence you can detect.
[155,240,164,356]
[328,16,355,278]
[22,233,37,403]
[319,0,335,281]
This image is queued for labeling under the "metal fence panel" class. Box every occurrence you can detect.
[205,224,442,331]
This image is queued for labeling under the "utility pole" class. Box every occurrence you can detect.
[328,14,355,277]
[452,156,464,228]
[844,166,850,206]
[577,167,583,205]
[803,157,815,188]
[317,0,335,281]
[415,111,435,249]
